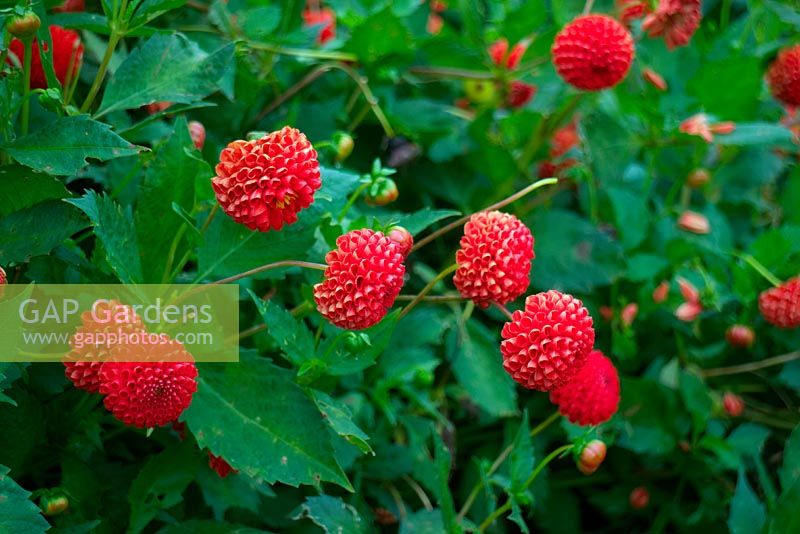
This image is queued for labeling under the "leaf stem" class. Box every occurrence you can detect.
[21,38,33,135]
[395,294,464,302]
[412,178,558,252]
[494,302,513,321]
[338,182,370,220]
[81,31,122,114]
[211,260,327,285]
[457,411,560,522]
[477,444,573,532]
[700,351,800,378]
[248,42,358,62]
[738,253,781,287]
[399,264,458,319]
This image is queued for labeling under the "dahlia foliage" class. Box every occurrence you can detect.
[1,0,799,532]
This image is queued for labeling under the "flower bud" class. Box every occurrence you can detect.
[621,303,638,328]
[677,211,711,234]
[652,281,669,303]
[725,325,755,349]
[675,301,703,322]
[629,486,650,509]
[6,12,41,40]
[40,493,69,516]
[0,266,7,285]
[387,226,413,257]
[333,132,354,162]
[686,168,710,188]
[577,440,607,475]
[723,392,744,417]
[365,178,399,206]
[188,121,205,150]
[642,68,667,91]
[677,277,700,304]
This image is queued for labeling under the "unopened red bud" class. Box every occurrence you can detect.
[621,303,638,327]
[710,121,736,135]
[629,486,650,509]
[188,121,205,150]
[642,68,667,91]
[6,12,41,40]
[678,211,711,234]
[725,325,755,348]
[387,226,413,257]
[599,305,614,322]
[686,168,710,188]
[577,440,607,475]
[365,178,399,206]
[675,301,703,322]
[723,392,744,417]
[677,277,700,304]
[652,281,669,303]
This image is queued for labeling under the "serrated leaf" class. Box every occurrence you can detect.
[293,495,368,534]
[728,469,766,534]
[400,509,444,534]
[345,8,412,63]
[4,115,142,175]
[67,191,143,283]
[250,293,316,367]
[0,165,70,217]
[431,429,460,534]
[779,425,800,491]
[392,207,461,235]
[0,465,50,534]
[310,390,373,455]
[183,356,351,490]
[679,371,711,432]
[135,117,202,282]
[607,186,649,250]
[97,34,234,117]
[509,412,533,493]
[0,200,88,264]
[769,478,800,534]
[446,321,517,418]
[157,520,268,534]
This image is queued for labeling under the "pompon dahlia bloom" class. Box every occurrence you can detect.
[454,211,534,309]
[99,340,198,428]
[506,81,536,108]
[212,127,321,232]
[767,45,800,107]
[64,301,146,393]
[552,15,634,91]
[208,452,238,478]
[642,0,702,50]
[758,277,800,329]
[314,229,406,330]
[550,350,621,426]
[8,25,83,89]
[0,266,6,285]
[500,290,595,391]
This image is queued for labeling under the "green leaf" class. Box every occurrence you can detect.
[400,509,444,534]
[607,186,649,250]
[392,207,461,235]
[4,115,142,176]
[250,293,316,367]
[529,209,624,292]
[431,430,460,534]
[769,478,800,534]
[779,425,800,491]
[728,469,766,534]
[679,371,711,432]
[715,123,796,147]
[129,441,200,534]
[345,8,412,63]
[583,110,638,186]
[0,465,49,534]
[183,356,351,490]
[509,412,533,493]
[67,191,143,283]
[157,520,268,534]
[136,117,203,282]
[97,34,234,117]
[446,321,517,418]
[0,200,88,264]
[0,165,70,217]
[688,58,761,121]
[310,390,373,455]
[293,495,368,534]
[129,0,186,29]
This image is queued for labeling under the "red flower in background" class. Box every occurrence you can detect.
[642,68,668,91]
[768,45,800,107]
[616,0,651,25]
[506,81,536,108]
[489,38,529,70]
[52,0,85,12]
[643,0,702,50]
[8,25,83,89]
[550,350,621,426]
[302,6,336,44]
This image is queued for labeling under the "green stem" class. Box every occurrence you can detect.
[739,253,781,287]
[412,178,558,252]
[81,32,122,114]
[211,260,327,285]
[338,182,370,220]
[248,42,357,62]
[21,38,33,135]
[700,351,800,378]
[457,411,560,522]
[399,264,458,319]
[477,444,573,532]
[720,0,732,28]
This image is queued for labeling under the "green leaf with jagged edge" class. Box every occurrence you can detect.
[431,429,461,534]
[67,191,143,283]
[292,495,369,534]
[446,320,517,418]
[4,115,143,175]
[0,200,89,265]
[310,390,373,455]
[728,469,766,534]
[183,354,351,490]
[250,292,316,367]
[0,465,50,534]
[135,117,203,283]
[97,34,234,117]
[509,411,533,494]
[389,207,461,235]
[0,165,70,217]
[779,425,800,491]
[196,167,360,281]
